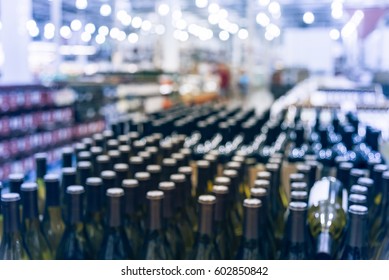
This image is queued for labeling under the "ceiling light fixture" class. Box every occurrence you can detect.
[100,4,112,17]
[303,12,315,24]
[75,0,87,10]
[195,0,208,8]
[158,4,170,16]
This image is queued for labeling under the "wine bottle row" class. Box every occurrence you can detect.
[0,102,388,260]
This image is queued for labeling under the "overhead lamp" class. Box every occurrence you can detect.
[227,23,239,34]
[100,4,112,17]
[329,29,340,40]
[141,20,152,31]
[117,31,127,41]
[199,29,213,41]
[75,0,87,10]
[238,28,248,40]
[219,9,228,19]
[26,19,37,30]
[98,25,109,36]
[331,2,343,19]
[265,31,274,41]
[85,23,96,34]
[29,26,40,37]
[256,12,270,27]
[110,27,120,39]
[172,9,182,20]
[81,32,91,42]
[219,30,230,41]
[95,34,106,44]
[70,19,82,31]
[174,30,188,41]
[0,22,2,30]
[175,19,187,30]
[196,0,208,8]
[208,3,220,14]
[117,10,127,21]
[266,23,280,38]
[158,4,170,16]
[258,0,270,6]
[60,26,72,39]
[44,23,55,39]
[303,11,315,24]
[128,33,139,43]
[268,2,280,14]
[155,24,166,35]
[341,10,364,38]
[132,17,143,28]
[208,14,219,25]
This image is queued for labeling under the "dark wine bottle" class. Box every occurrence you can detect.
[56,185,93,260]
[99,188,133,260]
[236,198,263,260]
[77,161,92,188]
[0,193,31,260]
[61,147,74,168]
[141,190,173,260]
[341,205,369,260]
[189,195,221,260]
[196,160,211,197]
[114,163,130,188]
[84,177,104,259]
[35,153,47,216]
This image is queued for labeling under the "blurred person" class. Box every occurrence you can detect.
[216,63,231,100]
[238,69,249,98]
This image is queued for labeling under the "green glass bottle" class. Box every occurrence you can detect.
[41,174,65,257]
[84,177,104,259]
[118,145,131,164]
[129,156,144,178]
[280,201,310,260]
[60,167,76,209]
[196,160,211,197]
[9,173,24,194]
[140,190,173,260]
[161,158,177,181]
[35,153,47,217]
[189,195,221,260]
[77,161,92,188]
[0,182,3,242]
[0,193,31,260]
[56,185,93,260]
[61,147,74,168]
[341,205,368,260]
[236,198,263,260]
[99,188,133,260]
[101,170,117,210]
[158,181,185,259]
[114,163,130,188]
[170,173,194,255]
[122,179,143,258]
[178,166,197,231]
[212,185,234,259]
[90,146,103,177]
[20,182,52,259]
[134,172,151,218]
[307,177,347,259]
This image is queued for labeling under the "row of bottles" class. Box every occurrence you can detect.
[0,101,389,259]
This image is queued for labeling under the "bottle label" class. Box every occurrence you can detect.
[308,179,348,212]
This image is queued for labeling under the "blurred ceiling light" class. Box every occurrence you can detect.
[341,10,364,38]
[0,22,2,30]
[175,19,187,30]
[266,23,280,37]
[132,17,143,28]
[29,26,40,37]
[329,29,340,40]
[303,11,315,24]
[256,12,270,27]
[218,9,228,19]
[331,2,343,19]
[85,23,96,34]
[258,0,270,6]
[208,14,219,25]
[219,30,230,41]
[128,33,139,44]
[227,23,239,34]
[238,28,248,40]
[199,29,213,41]
[121,14,132,26]
[179,31,189,41]
[98,25,109,36]
[117,31,127,41]
[208,3,220,14]
[172,9,182,20]
[45,23,55,33]
[195,0,208,8]
[158,4,170,16]
[109,27,120,39]
[60,26,72,39]
[26,19,37,30]
[100,4,112,17]
[265,31,274,41]
[141,20,152,31]
[117,10,127,21]
[268,1,280,14]
[81,31,91,42]
[95,34,106,44]
[155,24,166,35]
[70,19,82,31]
[75,0,87,10]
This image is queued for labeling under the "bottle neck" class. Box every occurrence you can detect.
[162,189,175,220]
[107,196,123,228]
[347,212,367,249]
[243,207,259,240]
[148,199,163,231]
[381,179,389,225]
[289,209,307,244]
[86,185,103,214]
[198,203,214,236]
[197,168,209,196]
[22,191,39,220]
[66,194,84,225]
[2,201,21,234]
[123,188,138,216]
[45,181,60,207]
[174,181,185,209]
[214,194,228,222]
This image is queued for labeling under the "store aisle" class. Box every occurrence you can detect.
[242,88,274,116]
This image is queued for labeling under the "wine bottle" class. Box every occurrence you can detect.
[41,174,65,257]
[61,147,74,168]
[118,145,131,164]
[341,205,369,260]
[0,193,31,260]
[369,164,387,225]
[84,177,104,259]
[178,166,197,230]
[35,153,47,216]
[348,194,367,207]
[99,188,133,260]
[147,165,162,189]
[140,190,173,260]
[196,160,211,197]
[122,179,143,258]
[77,151,92,162]
[60,167,76,207]
[290,191,309,203]
[9,173,24,194]
[170,174,194,255]
[146,146,159,165]
[108,150,121,168]
[20,182,52,259]
[189,195,221,260]
[114,163,130,188]
[134,172,151,215]
[56,185,93,260]
[96,155,112,175]
[236,198,263,260]
[161,158,177,181]
[212,185,234,259]
[101,170,117,198]
[158,181,185,259]
[280,201,310,260]
[129,156,144,178]
[77,161,92,188]
[308,177,346,259]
